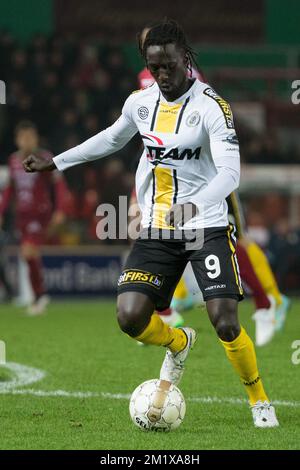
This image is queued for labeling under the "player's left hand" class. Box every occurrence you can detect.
[165,203,198,228]
[23,154,56,172]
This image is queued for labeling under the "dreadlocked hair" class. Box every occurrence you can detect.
[140,19,199,77]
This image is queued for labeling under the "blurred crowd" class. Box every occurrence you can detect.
[247,212,300,292]
[0,31,139,244]
[1,31,299,165]
[237,125,300,165]
[0,31,137,155]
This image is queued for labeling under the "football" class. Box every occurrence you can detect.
[129,379,186,432]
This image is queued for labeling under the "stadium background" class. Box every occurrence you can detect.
[1,0,300,299]
[0,0,300,452]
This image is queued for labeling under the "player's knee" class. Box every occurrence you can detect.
[117,292,154,337]
[117,303,145,337]
[207,299,240,341]
[215,318,240,342]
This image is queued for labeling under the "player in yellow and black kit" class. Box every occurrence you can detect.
[23,20,279,427]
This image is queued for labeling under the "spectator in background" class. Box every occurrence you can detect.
[10,49,30,90]
[246,211,270,249]
[0,31,16,81]
[268,219,300,290]
[49,108,82,154]
[82,113,101,139]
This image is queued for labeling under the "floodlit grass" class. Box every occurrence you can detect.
[0,298,299,449]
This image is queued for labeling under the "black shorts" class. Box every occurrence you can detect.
[117,226,244,311]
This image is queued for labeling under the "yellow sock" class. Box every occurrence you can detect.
[173,276,189,300]
[220,327,269,405]
[134,313,187,353]
[246,241,282,306]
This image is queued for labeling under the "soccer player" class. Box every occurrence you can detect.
[23,20,279,427]
[135,25,206,327]
[136,25,286,342]
[0,121,67,315]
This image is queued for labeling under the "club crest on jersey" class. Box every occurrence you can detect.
[186,110,200,127]
[138,106,149,120]
[203,88,234,129]
[141,134,201,165]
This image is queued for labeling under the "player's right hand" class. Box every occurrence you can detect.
[165,203,198,228]
[23,154,56,172]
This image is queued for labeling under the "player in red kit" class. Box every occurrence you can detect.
[0,121,67,315]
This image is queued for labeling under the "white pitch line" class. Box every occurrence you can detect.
[0,387,299,408]
[0,362,46,391]
[188,396,300,408]
[1,363,299,408]
[0,388,129,399]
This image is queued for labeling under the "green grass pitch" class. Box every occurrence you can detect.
[0,298,299,450]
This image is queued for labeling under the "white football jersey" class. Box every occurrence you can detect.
[54,79,240,230]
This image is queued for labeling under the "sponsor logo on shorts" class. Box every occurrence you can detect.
[118,269,164,289]
[203,87,234,129]
[204,284,226,291]
[138,106,149,120]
